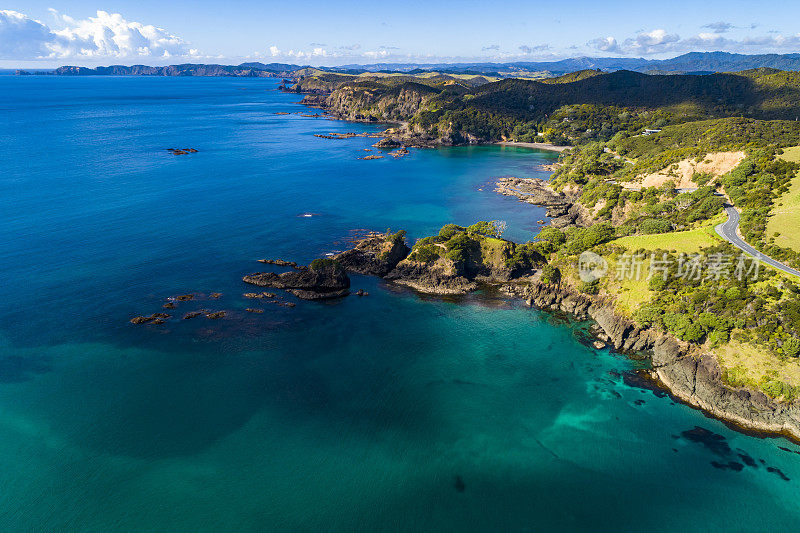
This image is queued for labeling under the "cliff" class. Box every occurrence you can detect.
[504,280,800,441]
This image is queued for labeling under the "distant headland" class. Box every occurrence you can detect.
[13,51,800,79]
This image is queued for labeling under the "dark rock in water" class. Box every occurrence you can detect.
[176,294,194,301]
[767,466,791,481]
[182,311,203,320]
[205,311,226,319]
[245,308,264,313]
[453,475,466,493]
[288,288,349,300]
[736,451,757,467]
[681,426,731,457]
[711,460,745,472]
[131,312,170,325]
[209,292,222,298]
[622,371,667,398]
[334,232,410,277]
[356,289,369,296]
[373,137,402,149]
[243,261,350,300]
[163,302,177,309]
[257,259,299,268]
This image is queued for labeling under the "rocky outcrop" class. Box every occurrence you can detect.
[333,233,410,277]
[503,278,800,442]
[495,177,592,228]
[653,342,800,441]
[243,263,350,300]
[385,257,479,295]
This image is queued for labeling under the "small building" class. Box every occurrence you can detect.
[643,129,662,136]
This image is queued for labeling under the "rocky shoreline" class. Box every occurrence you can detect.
[323,227,800,442]
[500,280,800,442]
[494,177,592,228]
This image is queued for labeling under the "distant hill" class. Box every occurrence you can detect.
[293,66,800,146]
[24,52,800,79]
[50,63,305,77]
[323,52,800,76]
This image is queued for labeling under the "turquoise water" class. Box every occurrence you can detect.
[1,76,799,531]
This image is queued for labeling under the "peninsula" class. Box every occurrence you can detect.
[282,65,800,440]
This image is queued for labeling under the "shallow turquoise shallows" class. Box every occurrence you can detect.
[0,76,799,532]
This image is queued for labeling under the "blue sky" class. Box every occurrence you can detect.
[3,0,800,67]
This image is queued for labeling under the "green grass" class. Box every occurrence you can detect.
[612,223,722,255]
[716,339,800,391]
[767,146,800,251]
[605,256,654,316]
[478,237,513,269]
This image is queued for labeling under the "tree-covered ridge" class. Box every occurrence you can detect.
[301,68,800,146]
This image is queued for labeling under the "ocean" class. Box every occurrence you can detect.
[0,75,798,531]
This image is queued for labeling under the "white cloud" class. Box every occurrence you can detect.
[0,9,194,60]
[588,36,622,53]
[589,26,800,57]
[625,29,681,54]
[0,10,53,57]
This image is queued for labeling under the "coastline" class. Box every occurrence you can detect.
[499,279,800,444]
[291,86,800,444]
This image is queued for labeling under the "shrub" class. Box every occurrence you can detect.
[540,264,561,285]
[639,218,672,234]
[578,280,600,294]
[409,244,439,263]
[310,258,338,271]
[506,242,544,271]
[783,337,800,358]
[438,224,464,240]
[386,230,407,246]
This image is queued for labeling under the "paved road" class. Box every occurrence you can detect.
[715,205,800,278]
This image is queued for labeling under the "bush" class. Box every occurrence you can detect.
[386,230,407,246]
[537,227,567,246]
[506,242,544,271]
[438,224,464,240]
[309,258,338,271]
[540,264,561,285]
[639,218,672,234]
[409,244,439,263]
[783,337,800,358]
[578,280,600,294]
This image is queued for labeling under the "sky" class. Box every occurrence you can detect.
[2,0,800,67]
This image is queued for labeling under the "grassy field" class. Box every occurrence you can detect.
[767,146,800,251]
[604,256,653,316]
[716,339,800,392]
[612,220,723,255]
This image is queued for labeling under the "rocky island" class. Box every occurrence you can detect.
[243,258,350,300]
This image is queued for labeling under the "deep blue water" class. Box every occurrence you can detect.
[1,76,799,531]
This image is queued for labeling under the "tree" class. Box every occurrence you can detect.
[783,337,800,358]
